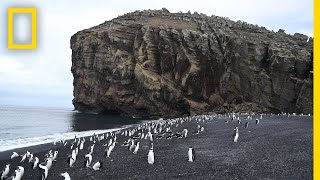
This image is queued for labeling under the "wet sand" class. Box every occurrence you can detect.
[0,114,312,179]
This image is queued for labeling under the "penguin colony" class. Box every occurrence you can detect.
[0,112,306,179]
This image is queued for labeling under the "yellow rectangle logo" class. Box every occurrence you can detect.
[8,8,37,49]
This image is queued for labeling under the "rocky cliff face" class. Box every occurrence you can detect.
[70,9,313,117]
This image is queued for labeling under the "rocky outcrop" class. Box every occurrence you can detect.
[70,9,313,117]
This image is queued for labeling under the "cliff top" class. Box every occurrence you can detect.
[76,8,312,53]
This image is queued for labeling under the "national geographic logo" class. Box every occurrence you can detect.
[7,8,37,49]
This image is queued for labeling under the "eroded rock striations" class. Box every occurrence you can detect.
[71,9,313,117]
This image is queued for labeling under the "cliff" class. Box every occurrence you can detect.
[70,9,313,117]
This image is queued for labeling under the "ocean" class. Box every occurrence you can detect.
[0,105,147,152]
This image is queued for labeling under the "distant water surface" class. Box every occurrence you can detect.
[0,105,147,152]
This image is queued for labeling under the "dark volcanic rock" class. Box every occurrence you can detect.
[70,9,313,117]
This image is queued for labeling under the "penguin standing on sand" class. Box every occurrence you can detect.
[188,147,195,162]
[32,157,39,169]
[133,142,140,154]
[61,172,71,180]
[245,122,249,128]
[38,164,48,180]
[28,153,34,163]
[147,131,153,141]
[45,158,53,170]
[79,140,84,150]
[233,127,239,142]
[128,140,136,152]
[106,141,116,158]
[68,156,76,167]
[147,149,154,165]
[88,144,95,154]
[0,164,10,180]
[256,119,259,124]
[84,154,92,168]
[182,129,188,138]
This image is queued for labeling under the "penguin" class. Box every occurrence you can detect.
[233,127,239,142]
[0,164,10,180]
[129,140,136,152]
[77,138,81,146]
[51,151,58,161]
[141,133,145,139]
[182,129,188,138]
[32,157,39,169]
[61,172,71,180]
[88,144,95,154]
[79,141,84,150]
[105,142,115,158]
[245,122,249,128]
[26,151,31,157]
[147,132,153,141]
[12,166,24,180]
[28,153,34,163]
[147,149,154,165]
[256,119,259,124]
[107,139,113,147]
[11,152,19,159]
[92,161,102,170]
[150,142,154,150]
[71,149,77,161]
[200,127,204,132]
[45,158,53,170]
[84,153,92,168]
[38,164,48,180]
[133,142,140,154]
[68,157,76,167]
[188,147,195,162]
[238,120,241,124]
[113,135,117,143]
[20,153,27,163]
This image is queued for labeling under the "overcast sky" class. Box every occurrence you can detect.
[0,0,313,109]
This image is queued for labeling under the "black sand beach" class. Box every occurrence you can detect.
[0,114,312,180]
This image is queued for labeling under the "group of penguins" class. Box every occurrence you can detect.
[1,112,308,179]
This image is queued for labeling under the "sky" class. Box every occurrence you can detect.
[0,0,313,109]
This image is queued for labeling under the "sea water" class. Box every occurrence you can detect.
[0,105,146,152]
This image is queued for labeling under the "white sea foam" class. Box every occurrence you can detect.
[0,126,133,152]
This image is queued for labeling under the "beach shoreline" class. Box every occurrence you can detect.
[0,114,312,179]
